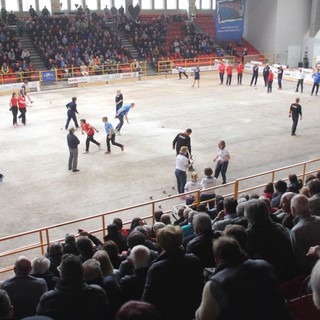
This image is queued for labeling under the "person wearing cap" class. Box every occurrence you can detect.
[115,101,135,134]
[67,127,80,172]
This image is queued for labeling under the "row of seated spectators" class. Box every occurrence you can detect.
[115,13,167,63]
[0,23,34,77]
[25,14,132,71]
[2,172,320,319]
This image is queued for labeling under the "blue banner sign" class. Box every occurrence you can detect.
[41,70,56,82]
[215,0,245,41]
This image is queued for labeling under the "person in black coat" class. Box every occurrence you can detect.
[37,254,109,320]
[186,213,218,268]
[120,245,150,302]
[245,199,298,283]
[104,223,127,253]
[142,225,204,320]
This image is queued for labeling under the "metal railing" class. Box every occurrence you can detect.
[0,62,147,85]
[0,158,319,278]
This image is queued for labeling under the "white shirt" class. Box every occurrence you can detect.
[185,181,201,199]
[201,176,218,194]
[176,154,189,172]
[217,148,230,162]
[298,71,305,80]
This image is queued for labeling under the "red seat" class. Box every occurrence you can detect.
[289,294,320,320]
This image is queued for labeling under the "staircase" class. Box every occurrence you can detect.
[108,22,156,75]
[19,35,46,70]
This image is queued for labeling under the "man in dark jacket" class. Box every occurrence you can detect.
[1,256,48,320]
[67,128,80,172]
[37,254,109,320]
[186,213,217,268]
[65,97,79,130]
[142,225,203,320]
[196,236,292,320]
[246,199,298,283]
[120,245,150,302]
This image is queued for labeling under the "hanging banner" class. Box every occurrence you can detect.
[215,0,245,41]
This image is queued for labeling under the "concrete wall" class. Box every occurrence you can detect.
[244,0,312,67]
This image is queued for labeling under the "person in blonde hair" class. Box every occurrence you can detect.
[185,171,201,206]
[175,146,193,196]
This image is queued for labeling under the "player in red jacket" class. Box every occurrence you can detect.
[80,119,101,154]
[236,62,244,85]
[226,63,233,86]
[218,61,226,84]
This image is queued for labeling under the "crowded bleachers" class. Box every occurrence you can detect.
[1,171,320,319]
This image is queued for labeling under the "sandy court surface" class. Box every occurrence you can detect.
[0,72,319,275]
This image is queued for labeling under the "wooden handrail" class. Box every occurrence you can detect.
[1,158,320,278]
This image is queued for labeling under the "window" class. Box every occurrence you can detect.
[38,0,52,13]
[178,0,188,10]
[195,0,200,10]
[5,0,19,12]
[85,0,98,10]
[154,0,164,9]
[202,0,211,9]
[100,0,111,10]
[114,0,125,11]
[22,0,36,12]
[59,0,68,11]
[167,0,177,9]
[141,0,151,9]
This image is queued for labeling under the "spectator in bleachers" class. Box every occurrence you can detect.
[119,230,159,278]
[223,224,248,251]
[42,6,50,18]
[291,194,320,273]
[83,258,122,318]
[115,301,161,320]
[62,233,79,255]
[270,179,287,208]
[104,223,128,253]
[1,6,7,23]
[195,236,292,320]
[37,254,109,320]
[186,213,217,268]
[45,243,63,278]
[275,192,296,230]
[0,289,13,319]
[7,11,17,25]
[31,256,59,291]
[200,168,217,210]
[29,5,37,18]
[142,225,203,320]
[76,231,103,262]
[102,240,125,269]
[288,173,303,193]
[261,182,274,200]
[212,198,238,231]
[1,256,48,320]
[120,245,150,302]
[1,61,9,74]
[246,199,298,282]
[307,178,320,215]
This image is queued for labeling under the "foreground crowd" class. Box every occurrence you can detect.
[2,173,320,319]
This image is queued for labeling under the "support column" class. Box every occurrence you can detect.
[310,0,320,38]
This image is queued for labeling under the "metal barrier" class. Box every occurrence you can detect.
[157,53,276,74]
[0,158,319,278]
[0,61,147,86]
